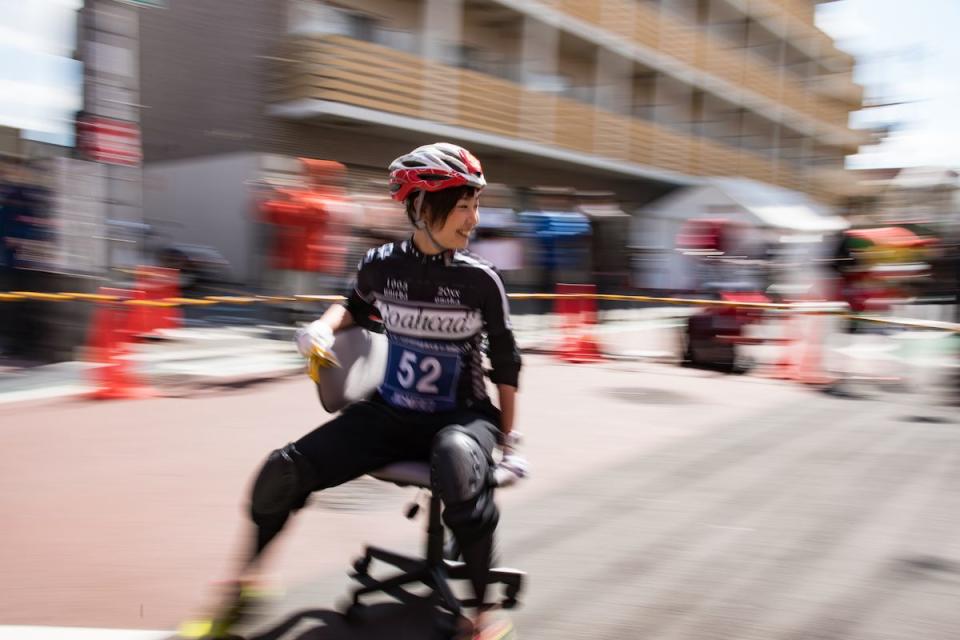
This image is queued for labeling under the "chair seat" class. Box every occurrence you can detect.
[370,461,432,488]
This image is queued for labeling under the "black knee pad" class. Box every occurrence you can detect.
[432,428,500,544]
[250,443,317,520]
[431,427,490,504]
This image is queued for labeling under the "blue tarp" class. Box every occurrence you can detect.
[517,211,591,238]
[516,211,592,270]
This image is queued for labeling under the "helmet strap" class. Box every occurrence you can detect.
[422,224,451,253]
[410,190,452,254]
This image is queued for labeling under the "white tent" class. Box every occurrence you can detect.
[641,177,848,233]
[634,177,849,290]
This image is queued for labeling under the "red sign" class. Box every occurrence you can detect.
[77,115,142,166]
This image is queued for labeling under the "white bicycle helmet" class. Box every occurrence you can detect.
[388,142,486,203]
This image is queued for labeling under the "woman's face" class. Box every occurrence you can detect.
[429,191,481,250]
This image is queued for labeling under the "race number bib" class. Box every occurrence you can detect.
[380,338,462,412]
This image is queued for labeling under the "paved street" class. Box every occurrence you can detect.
[1,354,958,639]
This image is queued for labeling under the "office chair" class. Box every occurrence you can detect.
[313,327,524,630]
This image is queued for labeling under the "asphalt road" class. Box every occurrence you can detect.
[2,355,958,640]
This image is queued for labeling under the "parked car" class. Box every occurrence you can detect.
[156,243,233,294]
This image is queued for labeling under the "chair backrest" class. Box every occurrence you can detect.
[314,326,389,413]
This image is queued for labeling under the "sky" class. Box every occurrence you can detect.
[0,0,957,168]
[0,0,83,146]
[817,0,960,170]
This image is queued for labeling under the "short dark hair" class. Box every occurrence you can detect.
[405,186,478,228]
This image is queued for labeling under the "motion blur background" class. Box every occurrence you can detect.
[4,3,960,638]
[0,0,957,364]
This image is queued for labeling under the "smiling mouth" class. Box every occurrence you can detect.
[456,229,474,239]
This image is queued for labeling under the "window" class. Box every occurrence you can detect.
[286,0,379,41]
[346,12,377,42]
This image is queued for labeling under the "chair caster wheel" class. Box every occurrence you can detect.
[503,582,521,608]
[344,602,368,624]
[352,556,370,575]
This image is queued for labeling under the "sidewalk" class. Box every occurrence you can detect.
[0,308,690,405]
[0,361,96,405]
[0,306,955,406]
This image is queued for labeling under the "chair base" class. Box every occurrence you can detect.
[346,544,524,620]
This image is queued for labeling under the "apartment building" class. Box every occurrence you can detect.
[139,0,864,207]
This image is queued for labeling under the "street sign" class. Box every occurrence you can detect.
[77,115,142,166]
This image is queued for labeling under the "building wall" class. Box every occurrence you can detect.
[138,0,858,205]
[460,9,523,80]
[139,0,286,162]
[330,0,419,24]
[143,153,261,282]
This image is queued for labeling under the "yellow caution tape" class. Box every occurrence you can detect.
[202,296,260,304]
[125,299,181,308]
[9,291,76,301]
[508,292,794,310]
[257,295,299,303]
[163,297,219,306]
[294,295,348,303]
[68,293,123,302]
[0,288,956,333]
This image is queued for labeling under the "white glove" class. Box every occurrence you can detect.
[295,320,336,361]
[493,452,529,488]
[501,431,523,451]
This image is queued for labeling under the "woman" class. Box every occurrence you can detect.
[184,143,526,640]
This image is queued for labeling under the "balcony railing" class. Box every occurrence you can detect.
[753,0,856,72]
[778,0,816,26]
[540,0,857,135]
[271,35,851,201]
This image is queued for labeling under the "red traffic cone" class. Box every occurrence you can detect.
[86,288,156,400]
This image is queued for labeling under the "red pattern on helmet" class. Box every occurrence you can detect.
[459,148,482,173]
[389,167,471,202]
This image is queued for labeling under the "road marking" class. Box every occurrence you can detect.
[0,628,171,640]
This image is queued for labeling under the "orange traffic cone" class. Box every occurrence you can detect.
[563,332,605,364]
[767,314,800,380]
[86,288,155,400]
[792,314,835,387]
[134,266,183,334]
[555,283,606,364]
[766,312,834,386]
[126,288,154,338]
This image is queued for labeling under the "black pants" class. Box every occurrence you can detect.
[257,394,502,606]
[293,394,501,493]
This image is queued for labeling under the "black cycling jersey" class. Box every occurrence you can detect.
[343,237,521,413]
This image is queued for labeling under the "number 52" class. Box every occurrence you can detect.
[396,350,442,394]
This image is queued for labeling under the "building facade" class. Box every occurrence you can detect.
[139,0,864,208]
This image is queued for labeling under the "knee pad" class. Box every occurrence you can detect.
[250,443,317,519]
[432,428,499,544]
[431,427,490,504]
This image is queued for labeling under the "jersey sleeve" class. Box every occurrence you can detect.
[481,266,522,388]
[343,248,384,332]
